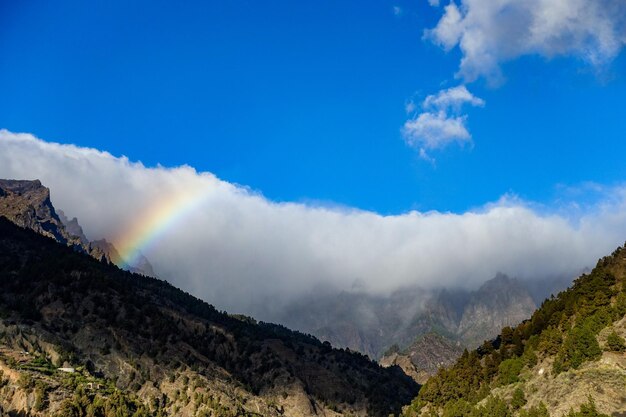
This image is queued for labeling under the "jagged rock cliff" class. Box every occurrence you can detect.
[457,273,538,347]
[379,332,464,384]
[0,179,154,276]
[0,179,81,247]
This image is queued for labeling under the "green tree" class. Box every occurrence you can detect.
[471,396,510,417]
[498,357,523,385]
[554,325,601,372]
[538,327,562,355]
[442,399,473,417]
[605,331,626,352]
[501,327,514,345]
[34,381,48,411]
[510,387,526,410]
[566,397,610,417]
[519,402,550,417]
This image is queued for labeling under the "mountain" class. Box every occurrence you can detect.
[0,179,154,276]
[272,289,420,360]
[0,179,82,248]
[457,273,538,347]
[58,208,155,277]
[378,275,537,385]
[274,274,539,362]
[402,246,626,416]
[0,216,418,416]
[56,209,89,245]
[379,333,464,385]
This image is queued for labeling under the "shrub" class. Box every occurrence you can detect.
[17,373,34,390]
[519,402,549,417]
[510,387,526,410]
[554,325,601,373]
[442,399,473,417]
[472,395,510,417]
[498,358,523,385]
[566,397,610,417]
[606,331,626,352]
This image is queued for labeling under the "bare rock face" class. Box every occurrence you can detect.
[0,179,82,248]
[57,209,89,245]
[380,332,464,384]
[128,252,156,276]
[457,273,537,347]
[58,208,155,276]
[0,179,155,277]
[88,238,123,264]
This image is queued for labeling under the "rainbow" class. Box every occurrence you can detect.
[113,188,211,269]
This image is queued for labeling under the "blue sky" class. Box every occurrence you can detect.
[3,1,626,310]
[2,0,626,214]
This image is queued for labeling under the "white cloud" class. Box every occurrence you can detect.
[403,85,484,158]
[426,0,626,82]
[2,130,626,319]
[393,6,402,16]
[406,1,626,159]
[428,0,440,6]
[423,85,485,111]
[405,100,416,114]
[428,2,464,51]
[403,111,470,150]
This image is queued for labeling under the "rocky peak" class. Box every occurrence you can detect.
[0,179,155,277]
[0,179,79,247]
[457,273,537,347]
[0,178,43,193]
[471,273,533,311]
[57,209,89,245]
[478,271,519,292]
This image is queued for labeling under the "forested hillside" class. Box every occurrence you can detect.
[0,217,418,416]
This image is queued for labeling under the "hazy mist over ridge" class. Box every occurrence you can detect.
[1,129,626,319]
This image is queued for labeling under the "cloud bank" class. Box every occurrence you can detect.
[2,130,626,317]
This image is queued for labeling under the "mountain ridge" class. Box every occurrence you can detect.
[0,178,154,276]
[275,273,539,359]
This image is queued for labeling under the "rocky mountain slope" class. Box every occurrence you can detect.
[402,245,626,417]
[376,276,538,384]
[380,333,464,385]
[0,216,418,416]
[0,179,81,248]
[275,274,539,360]
[457,273,538,348]
[0,179,154,276]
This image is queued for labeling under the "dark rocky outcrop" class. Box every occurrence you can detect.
[380,332,464,384]
[0,179,154,276]
[0,179,80,247]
